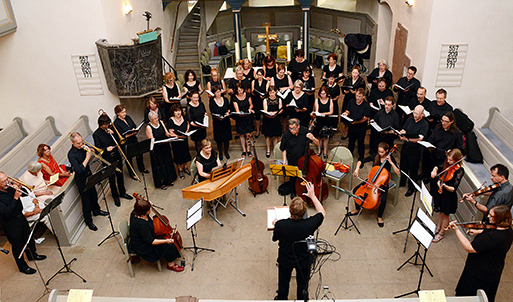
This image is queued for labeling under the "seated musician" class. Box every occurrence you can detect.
[37,144,70,186]
[463,164,513,223]
[20,162,58,198]
[350,142,400,227]
[196,139,222,182]
[19,188,52,231]
[129,198,184,272]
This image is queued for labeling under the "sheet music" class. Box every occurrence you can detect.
[410,220,433,249]
[417,208,436,234]
[424,110,431,117]
[260,110,277,117]
[277,89,290,100]
[150,138,155,151]
[400,170,422,192]
[187,198,203,230]
[154,137,182,144]
[419,290,447,302]
[398,105,412,115]
[421,182,434,215]
[66,289,93,302]
[196,116,209,128]
[370,121,383,132]
[340,115,354,122]
[287,98,297,108]
[370,103,381,111]
[48,173,59,185]
[417,141,436,149]
[211,113,228,120]
[177,129,197,137]
[267,206,290,230]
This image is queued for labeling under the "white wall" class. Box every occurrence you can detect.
[421,0,513,126]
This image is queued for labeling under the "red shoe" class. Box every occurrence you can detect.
[167,263,184,272]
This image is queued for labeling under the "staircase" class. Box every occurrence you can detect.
[174,5,201,78]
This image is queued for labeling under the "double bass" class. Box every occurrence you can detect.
[248,136,269,196]
[133,193,183,251]
[295,118,329,205]
[354,145,398,210]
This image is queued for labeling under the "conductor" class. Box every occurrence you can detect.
[272,182,325,300]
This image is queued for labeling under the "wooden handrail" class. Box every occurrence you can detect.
[170,1,183,53]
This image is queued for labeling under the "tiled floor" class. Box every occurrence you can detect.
[1,141,513,302]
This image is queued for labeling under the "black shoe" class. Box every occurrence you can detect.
[219,153,223,161]
[225,152,230,159]
[290,191,296,199]
[405,189,414,197]
[20,267,37,275]
[120,193,133,200]
[184,168,191,176]
[26,253,47,261]
[86,222,98,231]
[114,198,121,207]
[377,219,384,228]
[94,210,109,216]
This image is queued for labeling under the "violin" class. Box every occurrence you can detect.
[247,136,269,196]
[354,145,398,210]
[295,117,329,205]
[436,157,464,194]
[445,221,497,231]
[458,183,501,202]
[326,161,350,173]
[133,193,183,251]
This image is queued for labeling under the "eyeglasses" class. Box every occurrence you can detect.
[441,119,451,124]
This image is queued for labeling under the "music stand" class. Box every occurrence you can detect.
[183,198,214,271]
[332,185,365,235]
[395,208,435,298]
[125,139,152,201]
[270,163,301,205]
[85,161,123,253]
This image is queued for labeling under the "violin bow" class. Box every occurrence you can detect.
[435,156,465,178]
[355,175,385,192]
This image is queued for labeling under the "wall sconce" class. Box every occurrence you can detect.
[124,2,133,15]
[405,0,413,6]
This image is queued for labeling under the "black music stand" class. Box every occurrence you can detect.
[183,198,214,271]
[85,161,123,253]
[125,139,152,201]
[393,171,422,253]
[332,185,365,235]
[270,163,301,206]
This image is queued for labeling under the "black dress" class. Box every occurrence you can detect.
[128,212,180,263]
[313,98,333,138]
[273,74,290,92]
[209,79,223,91]
[367,68,393,90]
[166,117,192,165]
[288,92,309,127]
[148,123,177,187]
[322,64,343,79]
[164,84,180,119]
[252,78,268,121]
[262,97,283,138]
[265,65,277,79]
[197,151,219,182]
[233,94,255,134]
[210,97,232,143]
[186,101,207,143]
[243,68,255,82]
[323,82,341,127]
[431,166,464,215]
[184,80,201,94]
[300,76,316,113]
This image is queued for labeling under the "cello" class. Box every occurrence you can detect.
[248,136,269,196]
[133,193,183,251]
[295,117,329,205]
[354,145,398,211]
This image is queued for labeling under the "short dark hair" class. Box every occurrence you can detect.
[436,88,447,98]
[288,118,300,127]
[294,49,304,58]
[170,104,182,116]
[377,78,387,85]
[491,164,509,180]
[327,53,338,62]
[184,69,197,81]
[289,197,307,220]
[408,66,417,74]
[491,205,512,227]
[319,86,330,97]
[114,104,126,115]
[98,114,111,127]
[134,198,150,216]
[212,85,222,93]
[384,96,395,105]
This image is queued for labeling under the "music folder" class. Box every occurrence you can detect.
[267,206,290,230]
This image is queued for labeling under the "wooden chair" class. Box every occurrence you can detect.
[325,146,353,200]
[118,220,162,278]
[190,157,199,184]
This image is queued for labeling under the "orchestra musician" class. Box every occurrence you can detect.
[342,88,371,161]
[145,111,177,190]
[463,164,513,223]
[430,148,464,243]
[113,104,149,180]
[447,205,513,302]
[312,86,334,159]
[367,59,393,91]
[205,67,227,97]
[187,91,208,154]
[195,139,222,182]
[287,49,309,83]
[262,86,283,158]
[393,66,421,124]
[68,132,109,231]
[143,97,165,124]
[232,82,255,158]
[350,142,400,227]
[272,181,325,300]
[182,69,202,98]
[93,114,133,207]
[129,198,184,272]
[166,104,192,180]
[37,143,70,186]
[209,86,232,161]
[0,172,47,275]
[251,68,268,138]
[162,72,183,119]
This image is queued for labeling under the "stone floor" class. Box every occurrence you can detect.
[1,137,513,302]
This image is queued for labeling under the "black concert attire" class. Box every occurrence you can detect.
[68,146,101,224]
[166,118,192,165]
[93,128,127,201]
[262,97,283,138]
[0,187,38,271]
[482,181,513,223]
[273,212,324,300]
[232,93,255,134]
[243,67,255,83]
[367,68,393,90]
[143,108,165,124]
[353,154,398,218]
[408,97,432,112]
[368,88,394,115]
[264,64,276,79]
[128,212,180,264]
[288,58,309,83]
[301,75,316,114]
[208,78,224,91]
[281,126,310,167]
[210,97,232,157]
[313,98,333,138]
[147,123,177,188]
[197,151,219,182]
[273,74,291,92]
[427,101,453,131]
[288,92,310,127]
[399,116,429,191]
[427,125,464,170]
[341,76,366,113]
[184,80,201,94]
[394,76,420,123]
[186,101,207,143]
[431,165,464,215]
[252,78,268,121]
[228,77,250,93]
[372,108,400,154]
[367,88,395,153]
[346,99,371,160]
[455,227,513,302]
[113,115,146,175]
[322,82,341,127]
[322,64,343,80]
[163,83,180,119]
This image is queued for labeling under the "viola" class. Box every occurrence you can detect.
[436,157,465,194]
[445,221,497,231]
[458,183,501,202]
[354,145,398,210]
[133,193,183,251]
[295,117,329,205]
[326,161,350,173]
[247,136,269,195]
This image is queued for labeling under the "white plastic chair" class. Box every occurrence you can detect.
[326,146,353,200]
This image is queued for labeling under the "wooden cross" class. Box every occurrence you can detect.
[257,22,278,55]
